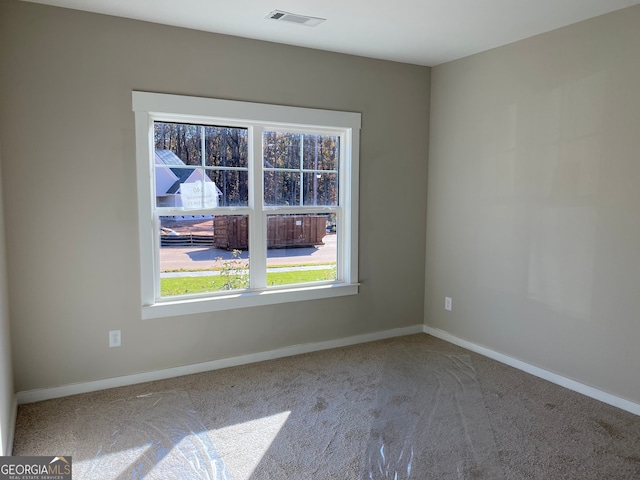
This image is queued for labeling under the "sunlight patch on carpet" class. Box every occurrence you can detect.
[209,411,291,479]
[73,390,231,479]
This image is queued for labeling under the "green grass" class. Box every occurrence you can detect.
[160,268,336,297]
[266,269,335,286]
[163,262,334,273]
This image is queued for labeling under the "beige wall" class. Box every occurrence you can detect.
[426,6,640,403]
[0,143,15,454]
[0,0,430,392]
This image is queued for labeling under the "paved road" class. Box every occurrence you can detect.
[160,233,337,272]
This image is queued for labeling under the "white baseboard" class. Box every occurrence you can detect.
[8,395,16,455]
[2,394,17,456]
[17,325,424,405]
[423,325,640,417]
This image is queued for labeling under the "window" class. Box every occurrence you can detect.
[133,92,360,319]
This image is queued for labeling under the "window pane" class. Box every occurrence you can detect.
[303,172,338,206]
[206,170,248,207]
[154,122,202,166]
[263,131,301,169]
[264,171,300,206]
[155,166,221,209]
[205,126,248,168]
[159,216,249,296]
[266,214,337,287]
[302,134,340,171]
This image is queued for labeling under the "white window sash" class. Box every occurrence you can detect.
[133,92,360,318]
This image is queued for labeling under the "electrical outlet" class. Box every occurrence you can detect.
[109,330,121,348]
[445,297,452,311]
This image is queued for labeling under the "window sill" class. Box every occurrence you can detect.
[142,283,359,319]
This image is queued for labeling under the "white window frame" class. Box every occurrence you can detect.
[133,92,360,319]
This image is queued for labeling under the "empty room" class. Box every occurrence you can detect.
[1,0,639,478]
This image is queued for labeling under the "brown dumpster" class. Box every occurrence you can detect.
[214,215,326,250]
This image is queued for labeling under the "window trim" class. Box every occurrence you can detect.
[133,91,360,319]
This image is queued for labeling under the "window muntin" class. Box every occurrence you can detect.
[154,122,249,207]
[154,123,340,300]
[263,131,339,207]
[154,120,252,299]
[134,92,360,318]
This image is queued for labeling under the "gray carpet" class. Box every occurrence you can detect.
[12,334,640,479]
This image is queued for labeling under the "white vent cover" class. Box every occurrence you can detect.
[267,10,326,27]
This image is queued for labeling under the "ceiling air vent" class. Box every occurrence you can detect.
[266,10,326,27]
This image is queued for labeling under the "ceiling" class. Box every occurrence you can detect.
[21,0,640,66]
